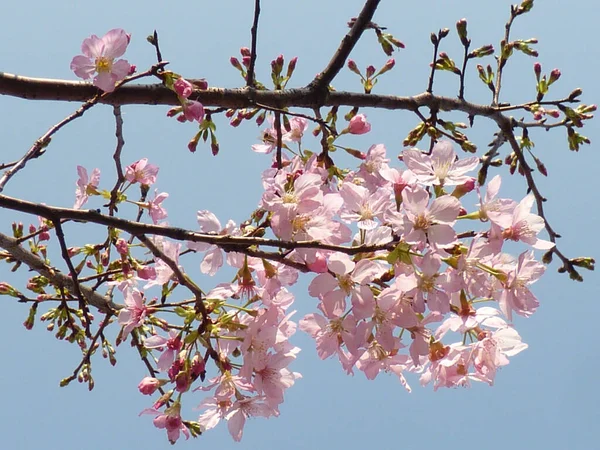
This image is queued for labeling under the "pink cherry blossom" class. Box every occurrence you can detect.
[339,182,392,230]
[477,175,516,228]
[225,396,276,442]
[187,211,238,275]
[117,289,149,336]
[140,403,189,444]
[495,250,545,321]
[403,141,479,187]
[70,29,131,92]
[144,330,182,372]
[74,166,100,209]
[500,193,555,250]
[402,186,461,250]
[146,190,169,224]
[282,117,308,143]
[125,158,159,185]
[179,100,205,123]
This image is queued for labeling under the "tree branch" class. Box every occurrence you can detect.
[0,232,119,313]
[308,0,381,91]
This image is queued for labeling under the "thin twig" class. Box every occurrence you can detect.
[52,219,93,338]
[246,0,261,88]
[136,234,207,318]
[108,105,126,215]
[0,64,166,193]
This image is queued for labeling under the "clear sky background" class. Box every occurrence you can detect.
[1,1,599,449]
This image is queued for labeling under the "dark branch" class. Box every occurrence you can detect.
[246,0,261,88]
[307,0,381,91]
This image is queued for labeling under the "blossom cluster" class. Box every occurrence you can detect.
[59,30,554,444]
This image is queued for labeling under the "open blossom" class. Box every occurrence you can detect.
[401,186,461,250]
[180,100,205,123]
[140,403,189,444]
[187,211,238,275]
[477,175,516,228]
[144,330,183,372]
[74,166,100,209]
[339,182,392,230]
[403,141,479,187]
[117,289,149,336]
[499,193,554,250]
[495,250,545,321]
[146,190,169,224]
[70,29,131,92]
[125,158,159,185]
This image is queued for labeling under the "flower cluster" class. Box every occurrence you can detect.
[60,32,555,445]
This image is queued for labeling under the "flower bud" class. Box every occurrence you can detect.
[549,68,561,85]
[173,78,193,98]
[115,238,128,256]
[240,47,251,57]
[365,65,376,79]
[138,377,161,395]
[347,59,360,75]
[230,56,243,71]
[286,56,298,78]
[346,114,371,135]
[456,18,469,46]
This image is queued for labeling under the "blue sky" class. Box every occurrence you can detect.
[1,1,599,449]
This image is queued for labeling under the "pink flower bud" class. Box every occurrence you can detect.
[286,56,298,77]
[366,65,376,79]
[347,114,371,135]
[242,55,251,67]
[533,62,542,79]
[138,377,161,395]
[174,78,193,98]
[115,238,128,255]
[137,265,156,280]
[230,56,243,71]
[549,68,561,85]
[28,224,36,234]
[194,78,208,90]
[347,59,360,75]
[128,65,137,76]
[240,47,251,57]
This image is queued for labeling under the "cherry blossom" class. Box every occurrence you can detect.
[125,158,159,185]
[73,166,100,209]
[70,29,131,92]
[403,140,479,187]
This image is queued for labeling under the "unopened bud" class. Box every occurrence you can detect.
[549,68,561,85]
[456,18,469,46]
[286,56,298,78]
[439,28,450,39]
[568,88,583,101]
[230,57,243,71]
[347,59,360,75]
[240,47,251,57]
[378,58,395,76]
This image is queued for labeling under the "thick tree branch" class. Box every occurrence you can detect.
[0,232,119,313]
[308,0,381,90]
